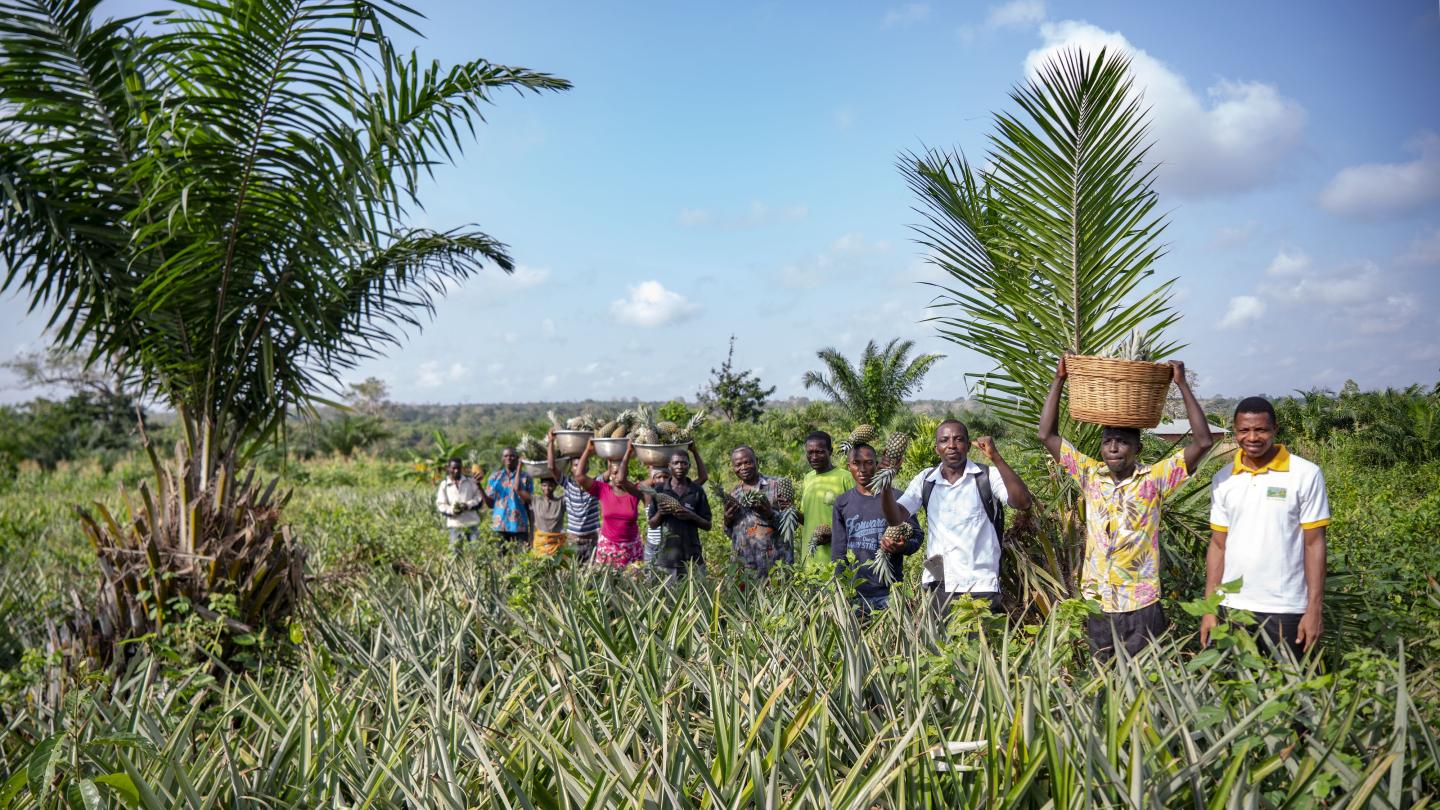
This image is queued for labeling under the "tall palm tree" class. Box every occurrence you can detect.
[0,0,568,659]
[802,338,943,428]
[901,48,1178,444]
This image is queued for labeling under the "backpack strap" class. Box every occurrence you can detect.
[920,467,937,512]
[921,464,1004,534]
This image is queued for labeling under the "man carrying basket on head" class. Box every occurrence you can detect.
[1037,356,1213,661]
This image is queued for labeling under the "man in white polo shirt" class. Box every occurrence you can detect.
[1200,396,1330,660]
[880,420,1033,620]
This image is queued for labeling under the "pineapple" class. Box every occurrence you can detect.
[655,420,680,442]
[811,524,832,546]
[566,413,597,431]
[708,480,738,510]
[738,489,768,508]
[882,523,914,544]
[596,419,619,438]
[773,476,795,506]
[547,409,562,429]
[1105,329,1158,362]
[634,426,659,445]
[865,523,915,585]
[871,432,911,490]
[517,434,546,461]
[837,423,880,455]
[675,409,707,442]
[639,485,683,515]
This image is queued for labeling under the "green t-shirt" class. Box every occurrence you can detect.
[800,466,856,562]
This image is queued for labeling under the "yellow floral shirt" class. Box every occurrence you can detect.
[1059,439,1190,612]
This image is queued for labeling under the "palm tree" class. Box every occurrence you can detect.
[0,0,569,660]
[802,338,942,428]
[899,49,1182,611]
[901,48,1177,445]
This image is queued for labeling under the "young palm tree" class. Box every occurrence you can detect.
[801,338,942,428]
[901,48,1178,443]
[0,0,569,659]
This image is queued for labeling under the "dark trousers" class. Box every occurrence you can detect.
[569,532,597,563]
[1088,602,1169,661]
[926,585,1002,638]
[1228,609,1306,662]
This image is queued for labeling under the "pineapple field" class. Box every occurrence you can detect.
[1,407,1438,807]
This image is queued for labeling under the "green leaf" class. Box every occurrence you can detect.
[26,735,61,800]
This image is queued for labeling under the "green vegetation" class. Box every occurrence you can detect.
[802,339,944,428]
[2,396,1438,804]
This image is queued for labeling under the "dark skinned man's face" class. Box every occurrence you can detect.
[805,439,833,473]
[501,448,518,472]
[446,460,463,480]
[934,423,971,468]
[668,452,690,481]
[1234,412,1277,461]
[848,447,877,489]
[731,449,758,484]
[1100,429,1139,477]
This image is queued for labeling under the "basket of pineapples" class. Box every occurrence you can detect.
[632,410,706,466]
[1065,331,1172,428]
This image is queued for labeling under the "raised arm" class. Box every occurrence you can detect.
[1171,361,1215,474]
[613,443,644,499]
[690,441,709,487]
[546,428,563,482]
[571,441,597,491]
[975,437,1033,510]
[1199,528,1227,647]
[1037,356,1067,460]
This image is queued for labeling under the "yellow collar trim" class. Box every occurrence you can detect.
[1233,445,1290,475]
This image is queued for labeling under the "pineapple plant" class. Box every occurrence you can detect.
[516,434,547,461]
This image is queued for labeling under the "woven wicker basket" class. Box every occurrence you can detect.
[1066,355,1172,428]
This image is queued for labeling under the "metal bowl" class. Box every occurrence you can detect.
[591,436,630,461]
[633,442,691,467]
[552,430,593,457]
[521,459,558,480]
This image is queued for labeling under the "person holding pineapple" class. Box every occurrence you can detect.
[722,446,790,577]
[880,421,1034,622]
[798,431,855,564]
[1037,356,1213,661]
[832,443,922,614]
[647,446,712,579]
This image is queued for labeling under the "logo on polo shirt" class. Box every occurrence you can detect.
[1266,486,1286,500]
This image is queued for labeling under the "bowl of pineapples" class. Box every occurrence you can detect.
[631,411,707,466]
[546,411,598,457]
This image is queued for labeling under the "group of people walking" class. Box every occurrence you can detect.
[435,359,1331,662]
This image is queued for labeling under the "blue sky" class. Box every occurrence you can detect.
[2,0,1438,404]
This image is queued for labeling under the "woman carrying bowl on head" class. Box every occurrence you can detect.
[572,440,645,568]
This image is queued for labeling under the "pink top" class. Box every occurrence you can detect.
[587,479,639,542]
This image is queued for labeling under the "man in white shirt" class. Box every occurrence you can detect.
[435,457,483,555]
[880,420,1033,620]
[1201,397,1331,660]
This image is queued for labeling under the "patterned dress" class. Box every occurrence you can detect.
[727,475,790,576]
[484,469,533,536]
[1058,439,1189,612]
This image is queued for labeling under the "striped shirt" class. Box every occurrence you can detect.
[562,476,601,534]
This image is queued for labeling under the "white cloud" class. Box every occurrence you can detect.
[882,3,930,27]
[677,201,808,228]
[609,281,699,327]
[959,0,1045,40]
[1257,257,1423,336]
[457,263,551,296]
[1218,295,1266,329]
[1024,21,1306,197]
[1205,220,1259,250]
[416,361,469,389]
[1398,227,1440,266]
[987,0,1045,29]
[1265,248,1310,277]
[541,374,558,389]
[1319,131,1440,219]
[778,233,891,289]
